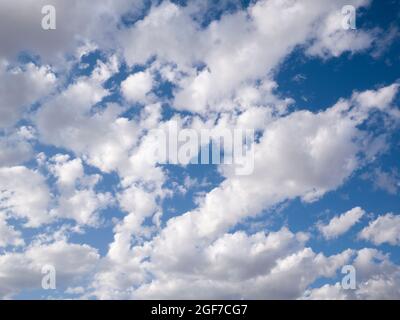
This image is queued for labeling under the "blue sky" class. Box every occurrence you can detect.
[0,0,399,300]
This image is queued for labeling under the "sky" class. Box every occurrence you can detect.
[0,0,399,300]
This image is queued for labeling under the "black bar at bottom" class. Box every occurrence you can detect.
[0,300,398,318]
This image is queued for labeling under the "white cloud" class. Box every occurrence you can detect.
[0,241,99,298]
[120,2,203,69]
[49,155,84,190]
[53,189,112,227]
[0,0,142,62]
[89,83,399,299]
[47,155,113,226]
[0,0,398,300]
[359,213,400,246]
[0,213,24,248]
[35,64,140,173]
[0,132,33,167]
[0,166,51,227]
[306,9,375,58]
[188,85,396,238]
[0,60,56,128]
[303,283,347,300]
[93,227,353,299]
[121,0,375,113]
[353,83,400,112]
[304,248,400,299]
[318,207,365,240]
[121,70,154,104]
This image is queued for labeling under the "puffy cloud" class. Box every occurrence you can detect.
[0,241,99,298]
[89,83,399,298]
[35,63,140,173]
[121,70,154,104]
[46,155,113,226]
[184,85,396,240]
[117,186,158,231]
[48,155,84,189]
[318,207,365,240]
[121,0,375,113]
[359,213,400,246]
[35,79,109,149]
[0,133,33,167]
[0,166,51,227]
[353,83,400,113]
[120,2,203,68]
[0,0,142,62]
[303,283,347,300]
[306,8,374,58]
[106,186,159,268]
[0,213,24,248]
[304,248,400,299]
[91,227,354,299]
[0,0,399,300]
[132,230,352,299]
[0,60,55,128]
[53,189,112,227]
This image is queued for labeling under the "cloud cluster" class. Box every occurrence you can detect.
[359,213,400,246]
[318,207,365,240]
[0,0,398,300]
[0,241,99,298]
[304,248,400,299]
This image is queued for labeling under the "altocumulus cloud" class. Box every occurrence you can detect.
[0,0,399,300]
